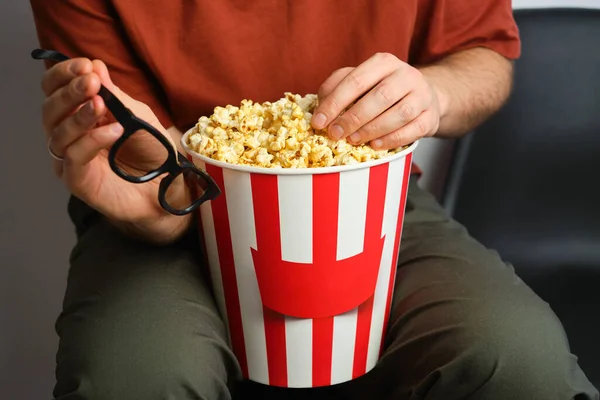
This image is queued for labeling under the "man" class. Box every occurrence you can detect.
[29,1,598,399]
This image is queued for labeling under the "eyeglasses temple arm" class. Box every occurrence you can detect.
[97,86,135,122]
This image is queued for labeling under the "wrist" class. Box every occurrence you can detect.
[420,65,452,125]
[109,211,194,246]
[416,48,515,138]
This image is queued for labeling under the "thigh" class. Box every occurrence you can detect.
[342,179,598,400]
[54,199,241,400]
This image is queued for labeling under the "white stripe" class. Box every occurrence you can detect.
[278,175,313,263]
[223,169,269,384]
[366,157,407,368]
[284,317,313,387]
[336,168,370,260]
[331,308,358,384]
[330,168,370,383]
[278,174,313,387]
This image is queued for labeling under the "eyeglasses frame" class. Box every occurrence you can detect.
[31,48,221,216]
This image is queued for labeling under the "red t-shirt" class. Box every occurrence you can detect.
[30,0,520,175]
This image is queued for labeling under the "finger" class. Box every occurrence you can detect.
[92,59,142,125]
[330,69,416,141]
[317,67,354,100]
[348,91,428,145]
[63,122,124,168]
[92,59,117,89]
[42,72,102,132]
[95,59,172,156]
[51,96,107,156]
[93,59,133,104]
[312,53,402,130]
[41,58,93,97]
[94,60,173,149]
[371,110,437,150]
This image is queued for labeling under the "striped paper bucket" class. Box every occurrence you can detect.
[183,130,417,388]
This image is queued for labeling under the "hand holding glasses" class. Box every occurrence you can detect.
[32,49,220,216]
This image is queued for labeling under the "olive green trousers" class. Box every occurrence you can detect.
[53,177,598,400]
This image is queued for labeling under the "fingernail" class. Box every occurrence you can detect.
[312,113,327,129]
[75,77,87,94]
[69,60,83,74]
[330,124,344,140]
[349,132,361,144]
[111,123,124,133]
[372,139,383,149]
[83,101,95,115]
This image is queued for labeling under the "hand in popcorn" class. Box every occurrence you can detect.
[187,94,406,169]
[311,53,441,150]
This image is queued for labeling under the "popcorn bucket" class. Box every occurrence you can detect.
[183,130,418,388]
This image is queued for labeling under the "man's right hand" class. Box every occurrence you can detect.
[41,58,192,244]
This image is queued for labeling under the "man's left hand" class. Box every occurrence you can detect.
[311,52,441,150]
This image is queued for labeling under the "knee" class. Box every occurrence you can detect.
[438,293,588,399]
[54,293,239,399]
[74,350,232,400]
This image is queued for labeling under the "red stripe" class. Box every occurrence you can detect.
[353,296,374,378]
[262,306,288,386]
[380,153,413,356]
[312,317,334,386]
[311,172,340,386]
[353,163,389,378]
[250,174,288,387]
[205,164,248,378]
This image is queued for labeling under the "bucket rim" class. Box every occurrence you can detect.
[181,128,419,175]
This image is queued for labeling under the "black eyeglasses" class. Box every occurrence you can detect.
[31,49,221,216]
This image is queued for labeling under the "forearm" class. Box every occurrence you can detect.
[419,47,514,138]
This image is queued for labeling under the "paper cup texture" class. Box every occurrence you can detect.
[184,131,417,388]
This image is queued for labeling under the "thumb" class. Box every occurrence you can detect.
[64,122,124,168]
[62,122,124,211]
[313,67,354,129]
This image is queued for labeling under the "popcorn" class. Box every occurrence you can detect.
[186,93,405,168]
